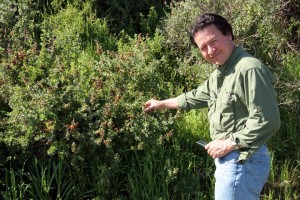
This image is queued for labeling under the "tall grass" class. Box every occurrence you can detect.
[2,163,31,200]
[265,158,300,200]
[1,158,75,200]
[29,158,75,200]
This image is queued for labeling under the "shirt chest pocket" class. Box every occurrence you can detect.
[210,92,236,132]
[219,92,236,132]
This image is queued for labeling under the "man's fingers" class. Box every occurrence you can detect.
[143,102,153,112]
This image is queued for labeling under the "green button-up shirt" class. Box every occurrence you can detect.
[176,46,281,160]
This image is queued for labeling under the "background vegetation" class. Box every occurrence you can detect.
[0,0,299,199]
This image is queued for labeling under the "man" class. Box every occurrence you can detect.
[144,13,281,200]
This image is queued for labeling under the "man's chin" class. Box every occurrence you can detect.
[207,57,224,65]
[211,61,224,66]
[213,59,227,66]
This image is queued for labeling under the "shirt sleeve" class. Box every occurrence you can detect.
[231,67,281,151]
[175,80,211,110]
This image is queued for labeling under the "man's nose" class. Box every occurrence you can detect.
[207,45,215,55]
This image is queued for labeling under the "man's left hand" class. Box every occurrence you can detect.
[205,139,236,159]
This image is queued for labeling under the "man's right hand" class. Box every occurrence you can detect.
[144,99,161,112]
[143,98,179,113]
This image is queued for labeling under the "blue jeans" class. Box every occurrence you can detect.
[214,145,270,200]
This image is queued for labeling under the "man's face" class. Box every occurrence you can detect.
[194,24,236,65]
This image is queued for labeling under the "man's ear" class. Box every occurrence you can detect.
[226,32,234,41]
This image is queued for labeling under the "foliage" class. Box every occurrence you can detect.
[268,52,300,160]
[93,0,170,35]
[140,6,160,37]
[278,0,300,50]
[0,1,181,198]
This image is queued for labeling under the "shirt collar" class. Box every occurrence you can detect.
[217,46,244,74]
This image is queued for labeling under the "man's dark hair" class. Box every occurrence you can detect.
[188,13,234,47]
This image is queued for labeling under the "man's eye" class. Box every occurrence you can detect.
[201,46,207,51]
